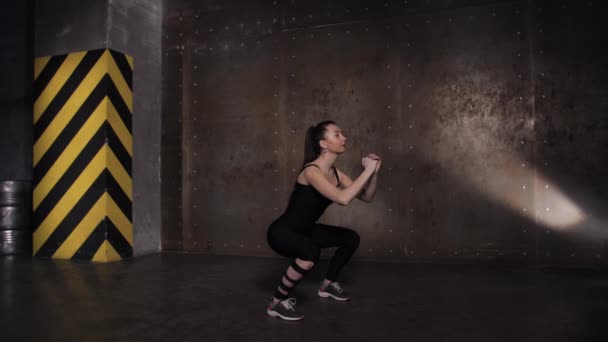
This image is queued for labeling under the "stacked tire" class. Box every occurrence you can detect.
[0,181,31,256]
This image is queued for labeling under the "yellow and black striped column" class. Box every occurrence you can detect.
[33,48,133,262]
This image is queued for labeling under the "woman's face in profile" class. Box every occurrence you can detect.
[321,124,347,154]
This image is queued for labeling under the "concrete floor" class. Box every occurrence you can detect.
[1,253,607,342]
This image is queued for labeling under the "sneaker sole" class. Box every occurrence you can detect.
[267,309,304,321]
[317,290,351,301]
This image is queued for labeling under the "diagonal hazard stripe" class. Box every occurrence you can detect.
[34,50,104,139]
[107,121,132,177]
[107,77,132,131]
[107,148,132,201]
[106,166,131,221]
[92,240,121,262]
[34,56,51,80]
[107,194,132,245]
[34,54,67,101]
[34,50,110,163]
[51,193,107,259]
[73,219,106,260]
[34,74,107,166]
[106,52,132,113]
[33,123,106,230]
[34,51,87,123]
[107,218,133,258]
[109,49,133,90]
[35,169,107,258]
[33,98,108,210]
[107,99,132,157]
[33,145,107,254]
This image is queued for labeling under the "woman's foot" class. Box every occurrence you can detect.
[318,282,351,301]
[266,298,304,321]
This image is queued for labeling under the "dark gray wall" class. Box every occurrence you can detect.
[108,0,163,256]
[34,0,163,256]
[163,0,608,265]
[1,0,34,181]
[34,0,109,56]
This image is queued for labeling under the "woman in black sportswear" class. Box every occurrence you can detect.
[266,120,381,321]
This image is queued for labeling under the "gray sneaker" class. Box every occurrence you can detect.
[266,298,304,321]
[318,282,351,301]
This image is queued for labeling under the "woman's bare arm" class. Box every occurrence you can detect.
[304,166,376,206]
[337,169,378,202]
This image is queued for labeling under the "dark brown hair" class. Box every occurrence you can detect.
[301,120,336,168]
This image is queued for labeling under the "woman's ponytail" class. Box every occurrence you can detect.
[300,120,336,168]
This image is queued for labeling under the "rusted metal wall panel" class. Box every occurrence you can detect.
[534,0,608,265]
[162,0,608,265]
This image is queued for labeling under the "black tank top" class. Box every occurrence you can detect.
[278,164,341,226]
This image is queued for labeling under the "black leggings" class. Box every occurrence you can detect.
[267,222,360,281]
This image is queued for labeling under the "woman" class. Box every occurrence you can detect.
[266,120,381,321]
